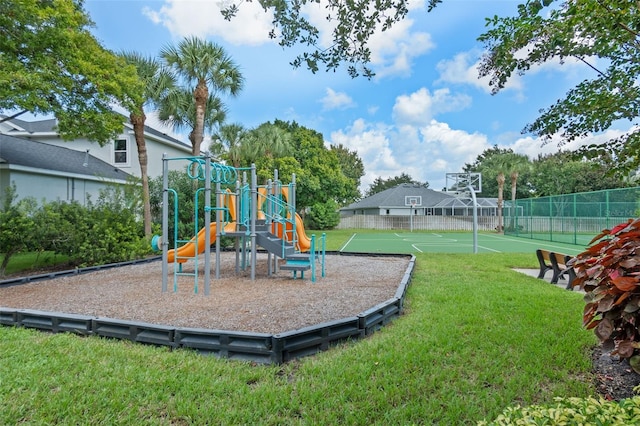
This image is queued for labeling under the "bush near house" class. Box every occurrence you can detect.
[0,185,150,276]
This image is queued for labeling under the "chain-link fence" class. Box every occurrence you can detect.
[504,187,640,246]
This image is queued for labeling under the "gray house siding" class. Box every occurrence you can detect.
[0,135,132,206]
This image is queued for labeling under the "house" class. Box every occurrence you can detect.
[0,115,192,179]
[0,134,132,205]
[339,184,499,231]
[0,114,193,205]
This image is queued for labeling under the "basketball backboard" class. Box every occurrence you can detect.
[445,173,482,194]
[405,195,422,206]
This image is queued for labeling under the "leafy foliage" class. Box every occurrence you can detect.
[480,396,640,425]
[478,0,640,175]
[463,146,531,198]
[273,120,359,211]
[221,0,442,77]
[530,151,632,197]
[0,185,35,275]
[463,146,632,198]
[572,219,640,372]
[330,143,365,204]
[73,188,149,266]
[306,200,340,230]
[0,185,150,274]
[0,0,143,143]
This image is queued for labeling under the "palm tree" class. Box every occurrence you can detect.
[243,123,292,163]
[210,123,247,168]
[506,155,531,231]
[494,153,530,233]
[496,170,506,233]
[157,87,227,154]
[160,36,244,156]
[118,52,175,237]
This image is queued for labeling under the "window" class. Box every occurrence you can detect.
[114,138,128,165]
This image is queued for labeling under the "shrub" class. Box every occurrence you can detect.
[73,187,149,266]
[31,200,89,259]
[306,200,339,230]
[0,185,34,276]
[479,396,640,425]
[571,218,640,372]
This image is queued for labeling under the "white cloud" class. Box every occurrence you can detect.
[368,19,435,78]
[392,87,472,126]
[436,50,521,94]
[508,127,632,160]
[329,113,490,192]
[142,1,274,45]
[320,88,356,110]
[436,48,594,97]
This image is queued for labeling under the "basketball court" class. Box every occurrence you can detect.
[339,231,586,254]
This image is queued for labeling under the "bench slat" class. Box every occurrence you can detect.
[536,249,576,290]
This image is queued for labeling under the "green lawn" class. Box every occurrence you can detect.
[0,251,70,277]
[0,240,597,425]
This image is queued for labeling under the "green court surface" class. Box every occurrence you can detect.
[339,231,587,255]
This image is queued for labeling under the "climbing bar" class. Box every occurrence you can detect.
[187,159,238,184]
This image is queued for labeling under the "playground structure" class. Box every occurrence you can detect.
[152,154,326,295]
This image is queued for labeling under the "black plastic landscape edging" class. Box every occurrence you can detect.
[0,253,416,364]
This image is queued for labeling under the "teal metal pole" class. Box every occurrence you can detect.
[161,154,169,293]
[204,154,211,294]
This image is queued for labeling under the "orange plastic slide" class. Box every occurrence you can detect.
[272,186,311,252]
[292,212,311,252]
[168,222,236,263]
[271,212,311,252]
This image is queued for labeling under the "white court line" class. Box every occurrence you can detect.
[411,244,424,253]
[478,244,501,253]
[409,239,458,245]
[480,233,584,255]
[339,233,357,252]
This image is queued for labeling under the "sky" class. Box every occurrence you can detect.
[80,0,625,192]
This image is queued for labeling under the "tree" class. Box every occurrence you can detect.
[221,0,443,77]
[244,122,293,164]
[1,0,143,143]
[210,123,248,168]
[463,146,531,232]
[464,147,532,198]
[160,36,244,156]
[119,52,176,237]
[158,87,227,155]
[330,144,365,204]
[273,120,357,211]
[366,173,427,197]
[530,151,632,196]
[478,0,640,176]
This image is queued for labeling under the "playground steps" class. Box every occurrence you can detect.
[255,232,295,258]
[280,253,312,272]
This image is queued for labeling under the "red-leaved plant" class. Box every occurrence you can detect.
[570,218,640,372]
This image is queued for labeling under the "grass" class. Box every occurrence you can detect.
[0,245,597,424]
[0,251,70,276]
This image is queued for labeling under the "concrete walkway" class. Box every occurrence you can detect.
[513,268,583,293]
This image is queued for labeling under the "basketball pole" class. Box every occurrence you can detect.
[410,201,415,232]
[467,185,478,254]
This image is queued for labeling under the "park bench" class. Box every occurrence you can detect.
[536,249,576,290]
